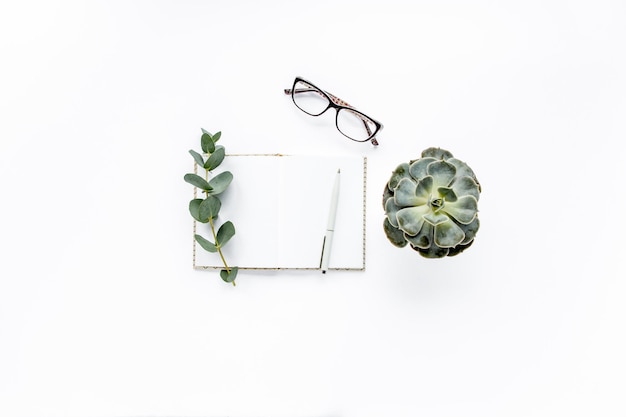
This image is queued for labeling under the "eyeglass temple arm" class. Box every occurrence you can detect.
[284,87,316,95]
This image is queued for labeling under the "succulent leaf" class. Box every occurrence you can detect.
[404,222,432,249]
[388,163,411,191]
[457,217,479,245]
[394,178,423,207]
[427,160,457,188]
[447,239,474,257]
[437,187,457,202]
[434,220,466,248]
[415,176,434,201]
[423,211,448,226]
[451,176,481,201]
[384,218,408,247]
[383,148,480,258]
[441,195,478,224]
[383,185,394,210]
[397,205,429,235]
[414,244,450,258]
[448,158,477,180]
[384,196,401,227]
[409,157,436,180]
[422,147,454,160]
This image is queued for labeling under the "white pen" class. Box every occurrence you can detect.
[321,169,340,273]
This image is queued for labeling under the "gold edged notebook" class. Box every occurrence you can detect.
[192,154,367,271]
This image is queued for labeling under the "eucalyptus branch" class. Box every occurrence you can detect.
[184,129,238,285]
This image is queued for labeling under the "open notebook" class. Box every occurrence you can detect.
[192,154,367,271]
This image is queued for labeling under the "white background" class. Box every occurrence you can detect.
[1,1,625,416]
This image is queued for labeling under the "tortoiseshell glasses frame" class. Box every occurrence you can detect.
[284,77,383,146]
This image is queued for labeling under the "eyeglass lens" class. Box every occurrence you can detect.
[292,80,329,116]
[336,108,376,142]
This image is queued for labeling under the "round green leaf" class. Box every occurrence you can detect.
[195,234,218,252]
[216,221,235,247]
[204,146,225,171]
[184,173,212,191]
[189,198,206,223]
[208,171,233,195]
[189,149,205,167]
[201,132,215,153]
[220,266,238,283]
[199,195,221,220]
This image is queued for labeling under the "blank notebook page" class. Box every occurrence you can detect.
[193,154,366,270]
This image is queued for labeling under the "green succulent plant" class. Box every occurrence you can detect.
[383,147,481,258]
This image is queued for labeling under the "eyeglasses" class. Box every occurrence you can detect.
[284,77,383,146]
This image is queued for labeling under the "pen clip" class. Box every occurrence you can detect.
[319,236,326,269]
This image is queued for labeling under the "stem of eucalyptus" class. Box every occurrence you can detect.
[208,216,235,286]
[204,166,235,286]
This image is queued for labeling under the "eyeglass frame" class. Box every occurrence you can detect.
[284,76,383,146]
